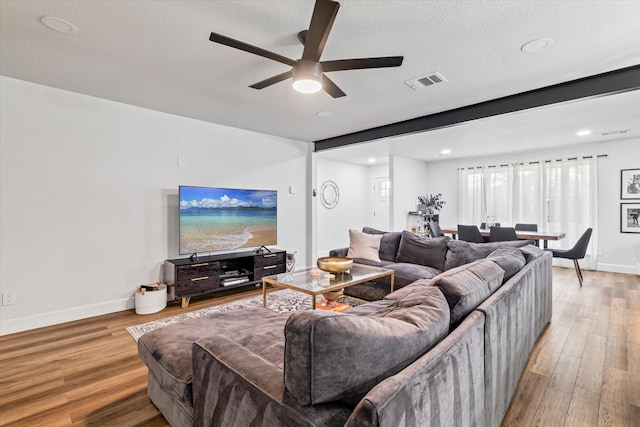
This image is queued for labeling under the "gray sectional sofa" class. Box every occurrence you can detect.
[137,228,552,427]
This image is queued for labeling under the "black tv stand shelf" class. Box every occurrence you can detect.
[164,249,286,308]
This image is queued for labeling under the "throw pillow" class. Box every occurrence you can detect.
[486,247,526,287]
[444,239,532,271]
[283,286,450,405]
[519,244,544,263]
[362,227,402,262]
[347,229,382,262]
[430,259,505,326]
[395,231,449,271]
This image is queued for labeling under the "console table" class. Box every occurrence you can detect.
[164,249,286,308]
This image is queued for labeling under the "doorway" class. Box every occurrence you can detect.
[373,177,390,230]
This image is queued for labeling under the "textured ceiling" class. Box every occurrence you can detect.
[1,0,639,159]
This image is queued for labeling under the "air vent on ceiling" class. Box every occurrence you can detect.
[405,72,447,91]
[600,129,631,136]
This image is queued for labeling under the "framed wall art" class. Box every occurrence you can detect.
[620,203,640,233]
[621,168,640,199]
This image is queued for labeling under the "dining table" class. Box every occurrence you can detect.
[439,227,565,249]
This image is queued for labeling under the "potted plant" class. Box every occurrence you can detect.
[417,193,445,215]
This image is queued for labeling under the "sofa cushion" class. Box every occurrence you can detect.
[487,247,527,285]
[347,229,382,262]
[430,259,505,326]
[137,307,287,407]
[362,227,403,262]
[344,281,393,302]
[349,258,394,268]
[283,286,450,405]
[444,239,532,271]
[383,279,432,300]
[519,244,545,263]
[388,262,442,288]
[396,231,449,271]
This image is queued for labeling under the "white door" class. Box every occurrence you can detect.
[373,177,390,230]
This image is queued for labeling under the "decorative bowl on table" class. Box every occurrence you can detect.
[316,257,353,273]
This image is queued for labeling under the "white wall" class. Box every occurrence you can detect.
[424,138,640,273]
[390,155,428,231]
[315,157,370,256]
[0,77,310,335]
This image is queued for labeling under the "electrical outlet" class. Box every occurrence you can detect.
[177,156,186,167]
[2,291,16,306]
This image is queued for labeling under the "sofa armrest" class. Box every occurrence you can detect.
[345,311,486,427]
[192,334,351,427]
[329,247,349,257]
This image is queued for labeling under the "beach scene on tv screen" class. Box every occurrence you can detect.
[179,187,277,253]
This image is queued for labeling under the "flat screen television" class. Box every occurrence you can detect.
[179,186,277,254]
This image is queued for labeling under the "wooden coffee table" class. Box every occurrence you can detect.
[262,264,394,310]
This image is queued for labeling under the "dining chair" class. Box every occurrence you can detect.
[545,228,593,287]
[480,222,501,229]
[515,223,539,245]
[489,226,518,242]
[458,225,485,243]
[514,223,538,232]
[428,221,442,237]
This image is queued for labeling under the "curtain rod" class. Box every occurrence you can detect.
[458,154,607,171]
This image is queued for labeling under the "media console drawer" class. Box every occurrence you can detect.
[254,252,285,267]
[175,262,220,295]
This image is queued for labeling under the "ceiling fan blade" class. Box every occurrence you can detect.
[302,0,340,62]
[209,32,296,66]
[322,74,346,98]
[249,70,293,90]
[321,56,404,72]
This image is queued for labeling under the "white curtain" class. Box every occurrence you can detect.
[544,157,598,269]
[458,156,598,269]
[457,168,483,225]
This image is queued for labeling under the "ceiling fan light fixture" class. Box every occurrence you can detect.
[292,60,323,94]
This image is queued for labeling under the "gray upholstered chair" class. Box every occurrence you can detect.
[515,223,539,245]
[546,228,592,287]
[514,223,538,232]
[489,226,518,242]
[458,225,485,243]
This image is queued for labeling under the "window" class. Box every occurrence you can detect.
[459,157,598,267]
[378,179,390,198]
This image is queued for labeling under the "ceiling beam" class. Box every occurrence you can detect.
[313,64,640,152]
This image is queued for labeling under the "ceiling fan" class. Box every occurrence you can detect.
[208,0,403,98]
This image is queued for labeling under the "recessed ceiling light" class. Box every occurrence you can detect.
[40,16,78,34]
[316,111,332,117]
[521,37,553,53]
[440,149,451,155]
[576,129,591,137]
[368,158,376,163]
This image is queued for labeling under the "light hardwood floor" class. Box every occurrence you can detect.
[1,268,638,426]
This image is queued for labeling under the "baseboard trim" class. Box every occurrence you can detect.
[552,259,639,275]
[596,263,640,275]
[0,297,135,336]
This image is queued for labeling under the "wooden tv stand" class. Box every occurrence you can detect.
[164,249,286,308]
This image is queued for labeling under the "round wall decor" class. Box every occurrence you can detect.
[320,180,340,209]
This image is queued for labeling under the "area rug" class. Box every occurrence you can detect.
[126,290,362,341]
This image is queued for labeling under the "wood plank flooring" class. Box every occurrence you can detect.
[0,268,638,426]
